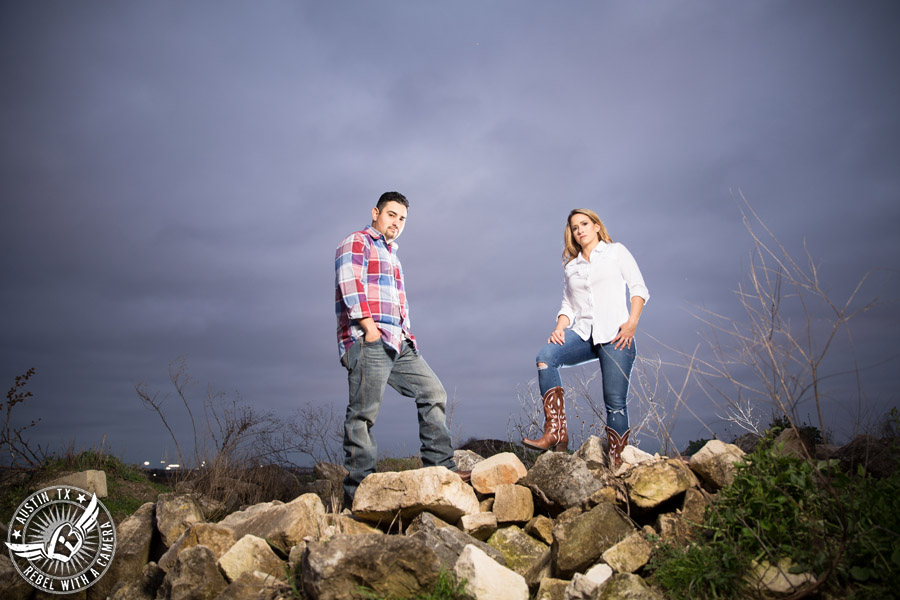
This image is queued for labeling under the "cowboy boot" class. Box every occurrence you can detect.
[522,387,569,451]
[606,426,630,469]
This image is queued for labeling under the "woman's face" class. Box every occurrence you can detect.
[569,213,601,248]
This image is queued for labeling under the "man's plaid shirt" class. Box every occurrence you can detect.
[334,225,416,358]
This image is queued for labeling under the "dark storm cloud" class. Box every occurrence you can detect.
[1,1,898,464]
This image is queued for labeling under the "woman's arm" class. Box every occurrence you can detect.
[549,314,571,345]
[611,296,644,350]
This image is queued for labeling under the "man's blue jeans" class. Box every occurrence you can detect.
[535,328,636,435]
[341,338,455,500]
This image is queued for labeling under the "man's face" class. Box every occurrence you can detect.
[371,201,407,242]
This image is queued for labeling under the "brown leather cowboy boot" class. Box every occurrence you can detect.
[522,387,569,451]
[606,426,630,468]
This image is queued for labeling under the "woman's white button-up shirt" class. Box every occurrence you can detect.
[557,241,650,345]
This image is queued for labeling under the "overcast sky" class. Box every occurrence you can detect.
[2,1,898,467]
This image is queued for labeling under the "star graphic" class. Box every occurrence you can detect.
[77,493,87,503]
[11,529,21,539]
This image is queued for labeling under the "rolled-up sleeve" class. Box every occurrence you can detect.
[557,275,577,323]
[335,234,372,320]
[617,245,649,303]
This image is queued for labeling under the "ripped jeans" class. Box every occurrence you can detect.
[535,328,636,436]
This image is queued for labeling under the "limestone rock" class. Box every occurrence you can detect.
[157,545,228,600]
[454,544,529,600]
[575,435,608,469]
[772,428,816,460]
[459,512,498,541]
[486,525,550,583]
[536,577,569,600]
[407,511,506,569]
[45,469,108,498]
[218,493,324,555]
[0,553,34,600]
[218,534,285,583]
[525,514,555,545]
[520,452,602,514]
[552,503,635,577]
[157,522,237,573]
[470,452,528,494]
[746,557,815,597]
[620,445,656,467]
[88,501,155,600]
[107,561,164,600]
[352,466,480,523]
[155,493,205,548]
[595,573,664,600]
[625,458,698,509]
[493,484,534,524]
[302,533,441,600]
[565,563,613,600]
[214,572,266,600]
[453,449,485,471]
[681,488,710,529]
[601,531,652,573]
[313,461,348,482]
[323,513,383,537]
[689,440,745,490]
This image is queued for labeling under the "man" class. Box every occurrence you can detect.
[334,191,469,504]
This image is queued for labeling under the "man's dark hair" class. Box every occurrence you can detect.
[376,191,409,211]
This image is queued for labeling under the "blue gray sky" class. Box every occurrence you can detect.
[2,1,898,466]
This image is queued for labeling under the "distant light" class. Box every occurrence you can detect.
[167,464,180,469]
[143,461,150,466]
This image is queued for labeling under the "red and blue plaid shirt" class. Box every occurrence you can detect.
[335,225,416,358]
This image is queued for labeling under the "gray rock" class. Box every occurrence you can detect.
[217,493,324,555]
[217,534,285,583]
[302,533,441,600]
[157,522,237,573]
[625,458,698,509]
[155,493,205,548]
[212,572,266,600]
[157,545,228,600]
[352,466,480,524]
[454,544,529,600]
[486,525,550,587]
[552,503,635,577]
[453,449,485,471]
[107,562,164,600]
[595,573,664,599]
[88,501,155,600]
[575,435,608,469]
[45,470,108,498]
[689,440,745,490]
[407,511,506,569]
[520,452,602,514]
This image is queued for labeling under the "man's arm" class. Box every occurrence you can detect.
[336,233,380,341]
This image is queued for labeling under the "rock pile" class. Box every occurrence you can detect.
[10,430,886,600]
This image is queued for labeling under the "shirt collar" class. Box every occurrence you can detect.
[574,241,607,263]
[364,225,399,249]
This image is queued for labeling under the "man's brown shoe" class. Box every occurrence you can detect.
[452,469,471,483]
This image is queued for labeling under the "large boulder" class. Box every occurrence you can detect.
[454,544,529,600]
[218,493,324,555]
[470,452,528,495]
[486,525,550,587]
[302,533,441,600]
[552,502,635,577]
[690,440,746,490]
[46,469,108,498]
[156,545,228,600]
[217,534,285,582]
[625,458,698,509]
[601,531,652,573]
[595,573,664,600]
[352,466,479,523]
[157,522,237,573]
[155,493,205,548]
[493,484,534,524]
[406,511,506,569]
[88,501,156,600]
[520,452,602,514]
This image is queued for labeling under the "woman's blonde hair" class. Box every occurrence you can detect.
[563,208,613,264]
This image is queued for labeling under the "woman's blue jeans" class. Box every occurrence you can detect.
[536,328,636,436]
[341,338,455,500]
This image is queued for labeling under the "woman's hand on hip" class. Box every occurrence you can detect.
[612,321,637,350]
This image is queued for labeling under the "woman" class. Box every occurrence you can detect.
[523,209,649,468]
